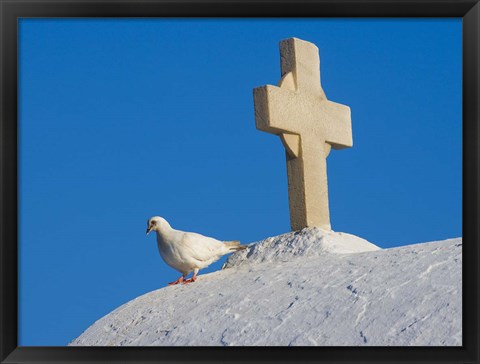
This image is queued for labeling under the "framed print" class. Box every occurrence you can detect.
[1,0,478,363]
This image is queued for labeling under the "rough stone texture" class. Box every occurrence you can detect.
[222,227,380,269]
[69,235,462,346]
[253,38,352,231]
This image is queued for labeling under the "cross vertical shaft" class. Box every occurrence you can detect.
[286,137,331,230]
[253,38,353,231]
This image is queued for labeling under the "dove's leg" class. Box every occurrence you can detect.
[168,275,186,286]
[183,269,199,284]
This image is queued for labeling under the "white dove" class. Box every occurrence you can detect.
[146,216,247,285]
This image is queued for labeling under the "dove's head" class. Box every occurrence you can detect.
[146,216,171,235]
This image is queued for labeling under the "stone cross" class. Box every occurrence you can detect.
[253,38,352,231]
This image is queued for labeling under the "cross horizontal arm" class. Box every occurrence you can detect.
[254,85,301,135]
[254,85,352,149]
[321,100,353,149]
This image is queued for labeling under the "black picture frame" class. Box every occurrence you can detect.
[1,1,478,363]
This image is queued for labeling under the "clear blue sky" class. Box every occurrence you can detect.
[18,18,461,346]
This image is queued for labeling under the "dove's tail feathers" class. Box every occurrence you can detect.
[225,240,248,251]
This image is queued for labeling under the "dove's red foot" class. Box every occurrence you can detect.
[183,274,197,284]
[168,276,184,285]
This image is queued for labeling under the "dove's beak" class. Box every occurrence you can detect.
[146,227,152,235]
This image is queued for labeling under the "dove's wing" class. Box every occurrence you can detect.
[179,232,227,262]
